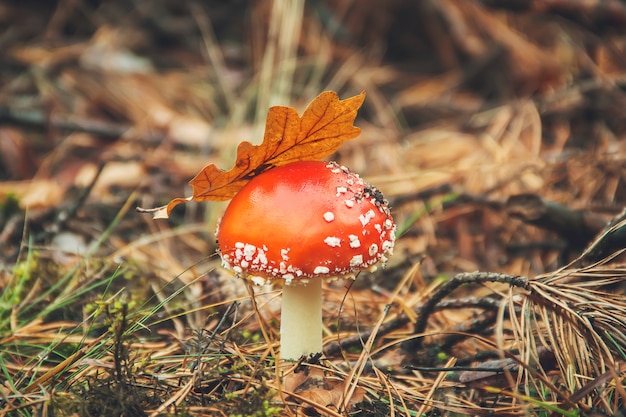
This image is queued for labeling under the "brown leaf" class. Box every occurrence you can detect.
[139,91,365,219]
[281,367,365,412]
[0,179,66,210]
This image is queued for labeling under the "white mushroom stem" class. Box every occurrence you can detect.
[280,279,322,360]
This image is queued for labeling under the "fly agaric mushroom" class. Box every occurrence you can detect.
[215,161,395,360]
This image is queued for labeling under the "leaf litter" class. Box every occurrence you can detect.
[1,1,626,416]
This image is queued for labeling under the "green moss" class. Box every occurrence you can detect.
[223,386,282,417]
[0,250,39,336]
[237,329,263,345]
[350,399,391,416]
[0,192,20,219]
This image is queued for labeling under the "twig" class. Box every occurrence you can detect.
[403,271,530,353]
[325,296,508,356]
[506,193,607,251]
[190,301,239,372]
[340,304,390,413]
[481,0,626,33]
[388,183,454,207]
[439,309,497,351]
[21,160,107,253]
[0,106,164,142]
[575,208,626,266]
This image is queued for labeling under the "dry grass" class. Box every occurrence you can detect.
[2,0,626,416]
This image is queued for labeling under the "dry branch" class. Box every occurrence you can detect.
[506,193,607,251]
[0,106,164,142]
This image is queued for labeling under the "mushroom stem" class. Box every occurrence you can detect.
[280,279,322,360]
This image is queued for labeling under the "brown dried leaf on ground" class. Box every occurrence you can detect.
[141,91,365,219]
[281,367,365,413]
[0,179,65,210]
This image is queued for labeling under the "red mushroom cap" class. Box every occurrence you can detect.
[215,161,395,285]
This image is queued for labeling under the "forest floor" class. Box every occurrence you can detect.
[1,1,626,416]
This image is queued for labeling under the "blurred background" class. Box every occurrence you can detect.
[3,0,626,277]
[2,1,626,415]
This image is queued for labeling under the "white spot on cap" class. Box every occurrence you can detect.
[281,248,290,261]
[336,186,348,196]
[314,266,330,275]
[382,239,394,254]
[384,218,394,230]
[350,255,364,267]
[324,236,341,247]
[369,243,379,256]
[327,161,342,173]
[345,199,355,208]
[251,276,267,286]
[283,273,295,284]
[348,234,361,248]
[254,248,267,265]
[243,243,256,260]
[323,211,335,222]
[359,209,376,227]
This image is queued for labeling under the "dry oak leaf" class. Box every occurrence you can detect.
[139,90,365,219]
[281,366,365,412]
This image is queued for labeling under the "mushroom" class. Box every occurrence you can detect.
[215,161,395,360]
